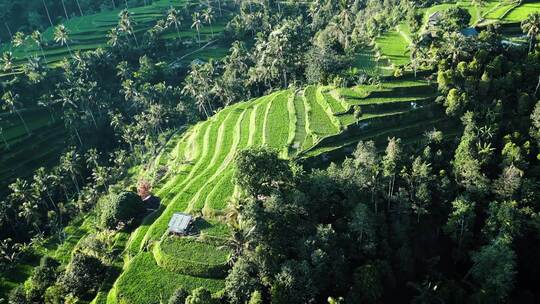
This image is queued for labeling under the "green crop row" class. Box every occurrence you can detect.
[290,90,308,154]
[188,106,250,213]
[264,90,291,152]
[154,236,230,278]
[286,91,297,149]
[111,252,225,304]
[304,86,339,137]
[504,2,540,22]
[141,110,232,246]
[314,86,343,130]
[319,87,347,114]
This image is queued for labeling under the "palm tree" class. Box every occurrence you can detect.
[32,167,57,211]
[166,7,182,39]
[54,24,72,56]
[202,7,215,38]
[23,56,46,84]
[1,91,31,136]
[107,28,120,47]
[191,12,203,46]
[119,9,139,47]
[12,32,26,49]
[60,148,81,194]
[38,94,57,124]
[1,51,14,72]
[31,30,47,62]
[522,12,540,52]
[407,34,422,78]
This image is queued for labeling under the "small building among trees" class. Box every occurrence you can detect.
[168,212,193,235]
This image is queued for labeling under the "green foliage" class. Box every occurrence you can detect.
[59,251,107,299]
[247,290,263,304]
[168,287,189,304]
[154,237,230,278]
[24,256,59,303]
[185,287,216,304]
[439,7,472,32]
[351,264,383,304]
[225,258,260,304]
[98,192,145,230]
[443,197,476,251]
[471,239,516,302]
[234,147,292,197]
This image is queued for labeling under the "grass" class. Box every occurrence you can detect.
[154,236,230,278]
[111,252,225,304]
[375,30,410,66]
[290,91,308,153]
[264,90,291,152]
[504,2,540,22]
[0,0,232,69]
[304,86,340,137]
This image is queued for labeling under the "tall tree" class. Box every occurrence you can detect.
[192,12,203,46]
[119,9,139,47]
[521,12,540,52]
[54,25,72,56]
[30,30,47,62]
[166,7,182,39]
[202,7,215,38]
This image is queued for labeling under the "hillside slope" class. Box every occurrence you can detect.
[104,77,459,304]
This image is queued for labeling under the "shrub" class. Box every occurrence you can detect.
[168,287,189,304]
[248,291,263,304]
[59,251,107,298]
[185,287,216,304]
[25,256,60,302]
[98,191,145,230]
[44,285,65,304]
[8,285,28,304]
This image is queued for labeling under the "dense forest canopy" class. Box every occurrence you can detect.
[0,0,539,303]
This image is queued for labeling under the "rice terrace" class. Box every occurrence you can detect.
[0,0,540,304]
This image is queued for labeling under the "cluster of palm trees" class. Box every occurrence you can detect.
[0,146,130,266]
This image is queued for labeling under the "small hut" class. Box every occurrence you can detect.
[168,212,193,235]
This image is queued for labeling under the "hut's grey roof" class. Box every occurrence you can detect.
[168,212,193,234]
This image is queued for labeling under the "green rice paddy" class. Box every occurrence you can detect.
[105,76,453,303]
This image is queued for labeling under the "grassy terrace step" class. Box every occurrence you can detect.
[375,30,410,66]
[504,2,540,22]
[301,103,443,158]
[188,107,250,214]
[290,90,308,154]
[264,90,291,153]
[154,236,230,278]
[111,252,225,304]
[0,0,231,68]
[304,86,340,137]
[142,109,237,245]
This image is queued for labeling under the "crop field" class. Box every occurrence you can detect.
[0,0,232,71]
[504,2,540,22]
[101,74,457,303]
[375,30,410,66]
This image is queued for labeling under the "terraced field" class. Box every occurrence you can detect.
[0,0,231,70]
[0,109,66,193]
[104,77,459,304]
